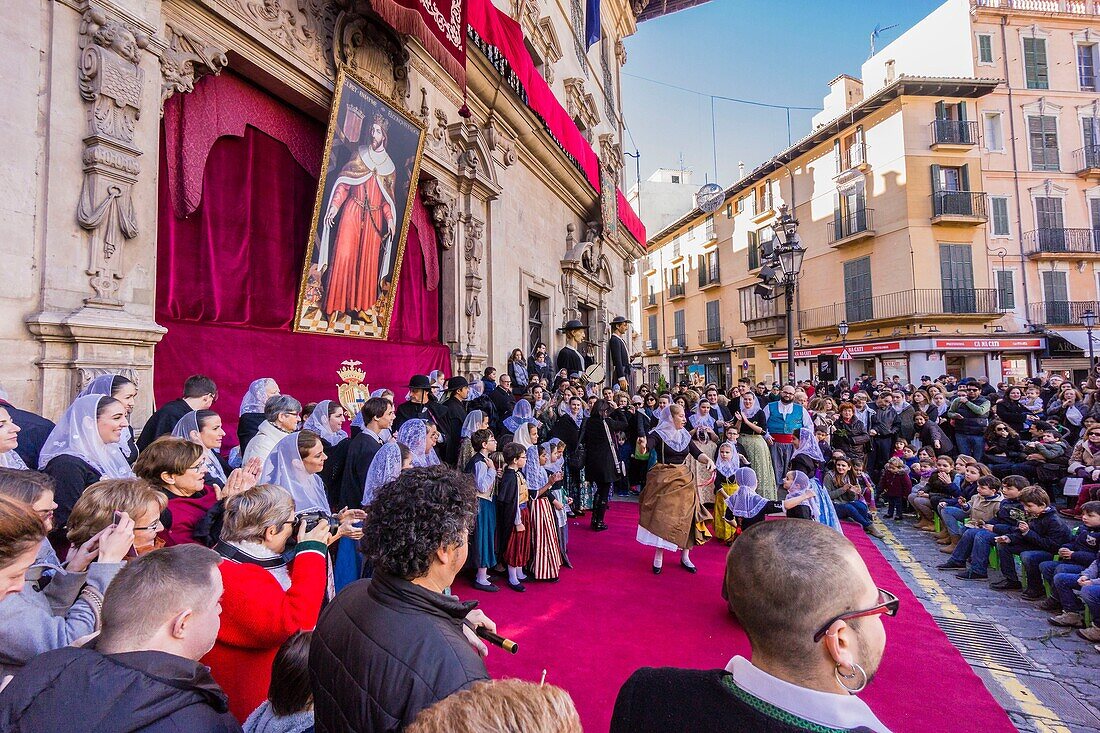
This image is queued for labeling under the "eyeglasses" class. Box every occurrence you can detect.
[187,462,206,473]
[813,587,899,642]
[134,518,164,533]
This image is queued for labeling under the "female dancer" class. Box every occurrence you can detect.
[636,406,715,575]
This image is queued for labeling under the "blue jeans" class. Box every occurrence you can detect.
[950,527,995,574]
[1040,561,1085,587]
[998,548,1052,592]
[835,500,873,528]
[940,506,968,536]
[1054,573,1100,614]
[955,434,985,461]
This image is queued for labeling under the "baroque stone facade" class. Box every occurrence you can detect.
[2,0,644,421]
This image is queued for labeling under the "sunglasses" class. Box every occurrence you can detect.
[813,587,900,643]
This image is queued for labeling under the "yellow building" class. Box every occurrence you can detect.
[637,0,1100,388]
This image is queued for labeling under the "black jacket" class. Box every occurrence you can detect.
[995,399,1029,433]
[0,645,241,733]
[582,412,628,484]
[309,573,488,733]
[0,400,54,469]
[608,334,630,382]
[339,430,386,509]
[527,356,553,384]
[436,397,468,466]
[1002,506,1073,554]
[916,421,953,456]
[1062,526,1100,566]
[41,454,102,535]
[555,346,584,378]
[487,387,516,435]
[137,398,193,451]
[612,667,857,733]
[550,412,583,450]
[236,412,265,455]
[830,417,870,458]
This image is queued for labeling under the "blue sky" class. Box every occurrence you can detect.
[621,0,945,188]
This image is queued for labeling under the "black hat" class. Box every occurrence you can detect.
[610,315,631,326]
[557,319,589,333]
[446,376,469,392]
[407,374,432,390]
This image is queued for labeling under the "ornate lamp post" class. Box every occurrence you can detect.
[838,319,849,383]
[1083,308,1097,370]
[771,205,805,385]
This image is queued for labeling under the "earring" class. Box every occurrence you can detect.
[834,662,868,694]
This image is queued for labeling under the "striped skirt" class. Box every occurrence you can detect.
[503,506,531,568]
[528,495,562,580]
[473,497,497,569]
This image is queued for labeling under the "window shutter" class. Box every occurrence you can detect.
[956,102,967,121]
[930,164,941,191]
[834,139,841,174]
[935,101,947,120]
[960,164,971,191]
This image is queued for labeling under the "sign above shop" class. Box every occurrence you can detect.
[933,338,1042,351]
[770,341,901,361]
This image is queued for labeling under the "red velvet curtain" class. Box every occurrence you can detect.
[155,75,449,444]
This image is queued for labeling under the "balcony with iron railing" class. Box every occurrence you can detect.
[931,191,987,224]
[668,282,686,299]
[1028,300,1100,326]
[973,0,1100,16]
[930,120,978,149]
[1023,228,1100,257]
[698,326,724,345]
[645,290,658,308]
[799,288,1001,332]
[828,208,876,247]
[643,338,660,353]
[698,263,721,288]
[1073,145,1100,177]
[667,334,687,350]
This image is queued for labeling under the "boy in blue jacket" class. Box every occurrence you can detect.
[939,475,1028,580]
[1038,501,1100,611]
[992,486,1073,593]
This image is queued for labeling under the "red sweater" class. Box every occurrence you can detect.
[202,541,327,722]
[160,487,218,546]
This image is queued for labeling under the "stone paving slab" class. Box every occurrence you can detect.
[872,515,1100,733]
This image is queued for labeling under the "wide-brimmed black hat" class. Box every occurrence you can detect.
[407,374,432,390]
[445,376,469,392]
[610,315,631,326]
[557,319,589,333]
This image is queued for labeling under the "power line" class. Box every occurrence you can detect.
[622,72,821,112]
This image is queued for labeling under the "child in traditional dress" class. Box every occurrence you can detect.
[712,442,741,544]
[465,428,499,592]
[497,442,531,592]
[525,443,564,581]
[782,470,843,532]
[545,439,572,567]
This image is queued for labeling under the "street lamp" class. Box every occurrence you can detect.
[771,205,805,386]
[1083,308,1097,370]
[838,319,849,384]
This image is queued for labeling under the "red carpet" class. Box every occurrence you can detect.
[475,502,1015,733]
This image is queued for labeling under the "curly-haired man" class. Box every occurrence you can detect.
[309,465,496,733]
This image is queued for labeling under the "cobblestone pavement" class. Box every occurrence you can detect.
[872,515,1100,733]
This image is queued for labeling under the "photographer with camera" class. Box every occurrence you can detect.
[203,483,334,722]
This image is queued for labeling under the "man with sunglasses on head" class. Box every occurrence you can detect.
[611,519,896,732]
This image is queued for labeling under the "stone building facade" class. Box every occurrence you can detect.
[3,0,660,424]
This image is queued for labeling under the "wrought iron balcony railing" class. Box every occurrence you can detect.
[799,288,1001,331]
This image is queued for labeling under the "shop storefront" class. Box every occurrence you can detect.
[670,350,733,390]
[770,337,1044,385]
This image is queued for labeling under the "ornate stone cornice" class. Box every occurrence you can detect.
[419,178,458,250]
[160,22,229,108]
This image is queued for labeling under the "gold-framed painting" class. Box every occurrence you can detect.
[294,66,427,340]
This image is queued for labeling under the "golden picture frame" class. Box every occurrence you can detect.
[294,66,427,340]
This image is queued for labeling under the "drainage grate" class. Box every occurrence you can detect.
[1012,675,1100,727]
[931,616,1038,673]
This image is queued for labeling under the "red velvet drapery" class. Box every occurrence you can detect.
[467,0,646,246]
[155,74,449,444]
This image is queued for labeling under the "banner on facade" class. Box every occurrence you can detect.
[295,68,427,340]
[372,0,467,86]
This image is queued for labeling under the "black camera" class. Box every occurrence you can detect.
[293,511,339,535]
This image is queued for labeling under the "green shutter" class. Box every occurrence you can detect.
[930,164,941,191]
[960,164,971,192]
[935,100,947,120]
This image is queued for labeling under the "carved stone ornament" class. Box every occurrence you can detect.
[563,77,600,131]
[419,179,458,250]
[446,122,502,198]
[462,215,486,344]
[160,23,229,108]
[77,6,149,307]
[332,9,411,105]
